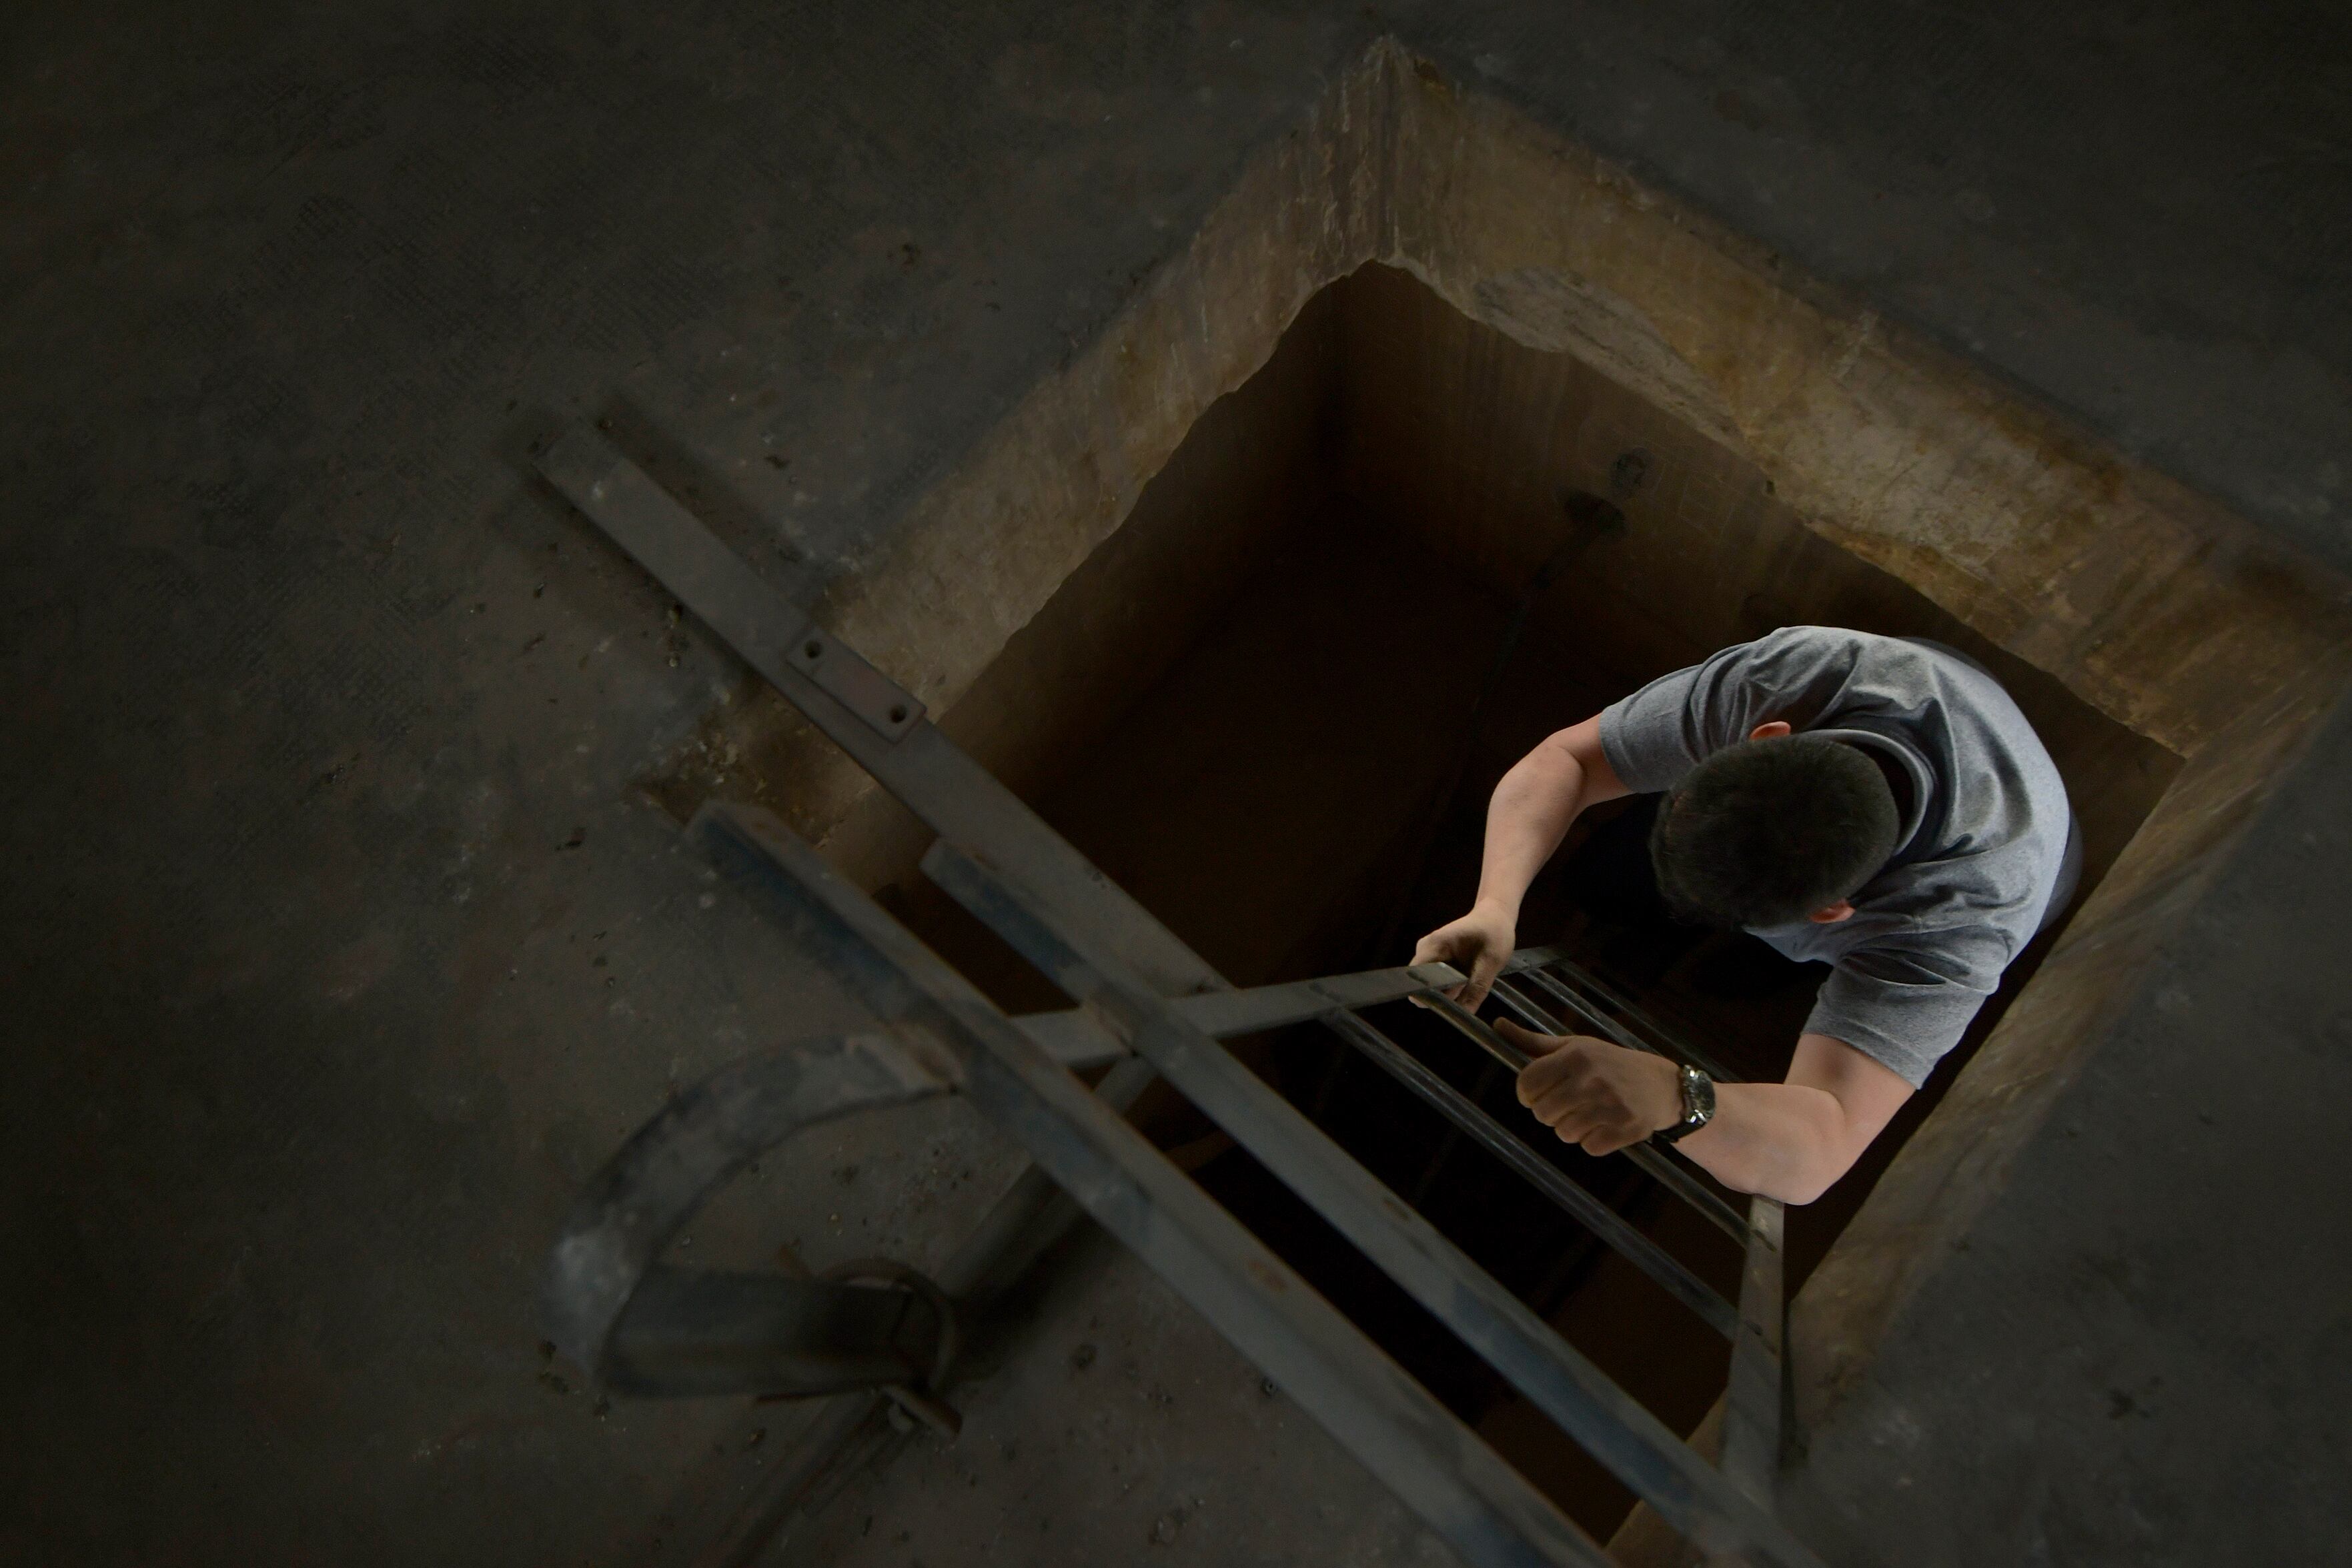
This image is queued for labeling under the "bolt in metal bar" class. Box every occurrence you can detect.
[1317,1008,1736,1338]
[922,839,1824,1568]
[698,803,1613,1568]
[1416,992,1750,1243]
[535,430,1225,1000]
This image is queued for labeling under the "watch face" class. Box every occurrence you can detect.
[1682,1065,1716,1126]
[1654,1066,1711,1144]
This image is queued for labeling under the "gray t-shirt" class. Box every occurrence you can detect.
[1597,626,2071,1086]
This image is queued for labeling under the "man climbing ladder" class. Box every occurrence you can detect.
[1415,625,2082,1205]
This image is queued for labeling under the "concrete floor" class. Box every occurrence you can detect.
[5,3,2351,1564]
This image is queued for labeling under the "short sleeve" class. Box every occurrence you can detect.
[1804,937,2003,1087]
[1598,628,1864,793]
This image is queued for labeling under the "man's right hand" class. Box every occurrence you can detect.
[1411,902,1517,1009]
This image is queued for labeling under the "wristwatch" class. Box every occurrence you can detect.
[1653,1063,1716,1144]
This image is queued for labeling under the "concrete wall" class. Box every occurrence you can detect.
[1330,261,2182,898]
[816,285,1341,894]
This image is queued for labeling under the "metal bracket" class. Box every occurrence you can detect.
[534,428,925,742]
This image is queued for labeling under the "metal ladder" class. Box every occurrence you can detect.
[534,428,1821,1568]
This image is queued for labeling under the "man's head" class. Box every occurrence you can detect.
[1649,722,1899,929]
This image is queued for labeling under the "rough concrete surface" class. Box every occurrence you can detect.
[5,2,2350,1564]
[1780,679,2352,1568]
[770,1227,1458,1568]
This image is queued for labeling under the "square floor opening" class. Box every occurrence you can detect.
[786,263,2181,1539]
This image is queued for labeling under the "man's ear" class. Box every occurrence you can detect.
[1807,900,1856,924]
[1748,720,1793,740]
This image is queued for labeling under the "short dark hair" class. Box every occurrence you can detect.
[1648,736,1899,928]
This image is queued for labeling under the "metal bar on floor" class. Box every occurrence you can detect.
[540,1033,959,1392]
[538,428,1816,1568]
[534,428,1225,1000]
[696,802,1615,1568]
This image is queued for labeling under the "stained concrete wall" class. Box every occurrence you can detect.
[814,286,1340,896]
[1330,261,2181,899]
[792,61,2351,1555]
[1782,677,2352,1567]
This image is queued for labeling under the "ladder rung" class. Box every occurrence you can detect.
[923,839,1822,1568]
[1319,1008,1738,1338]
[1518,957,1741,1084]
[706,806,1615,1568]
[1417,992,1750,1243]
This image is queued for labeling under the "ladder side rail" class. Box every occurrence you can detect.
[697,802,1613,1568]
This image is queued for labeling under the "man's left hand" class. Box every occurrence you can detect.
[1498,1019,1684,1155]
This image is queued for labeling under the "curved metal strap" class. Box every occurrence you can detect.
[540,1032,957,1391]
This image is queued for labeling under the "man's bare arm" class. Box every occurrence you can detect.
[1674,1036,1914,1203]
[1502,1024,1914,1205]
[1413,716,1629,1006]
